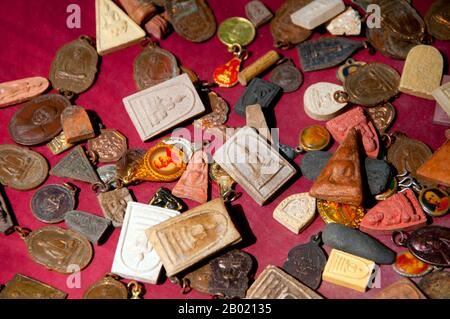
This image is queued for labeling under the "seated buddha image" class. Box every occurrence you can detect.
[57,47,89,82]
[365,194,421,226]
[411,234,450,264]
[356,124,377,153]
[327,158,356,185]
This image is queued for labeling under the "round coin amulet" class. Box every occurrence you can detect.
[392,251,433,278]
[418,187,449,217]
[298,125,331,152]
[317,199,365,229]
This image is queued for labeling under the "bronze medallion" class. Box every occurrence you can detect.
[87,129,128,163]
[97,187,133,227]
[49,35,98,95]
[270,0,313,49]
[209,249,253,298]
[133,45,180,90]
[0,274,67,299]
[400,226,450,268]
[8,94,71,146]
[386,132,432,177]
[283,235,327,290]
[425,0,450,41]
[365,102,396,134]
[364,0,426,60]
[83,274,128,299]
[31,184,76,224]
[341,63,400,107]
[0,144,48,191]
[418,271,450,299]
[166,0,217,43]
[21,226,93,273]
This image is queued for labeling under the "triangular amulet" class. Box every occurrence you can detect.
[309,128,363,206]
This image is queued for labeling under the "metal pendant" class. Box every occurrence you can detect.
[124,142,187,184]
[365,102,396,134]
[375,176,398,201]
[213,45,248,88]
[209,249,253,299]
[8,94,71,146]
[15,226,93,273]
[218,17,255,48]
[166,0,217,43]
[386,132,432,179]
[97,164,118,189]
[97,186,133,227]
[0,274,67,299]
[392,251,433,278]
[61,105,95,143]
[31,183,77,224]
[336,59,366,83]
[317,199,365,229]
[418,187,449,218]
[49,35,98,96]
[361,189,427,235]
[270,59,303,93]
[360,0,426,60]
[133,44,180,90]
[149,187,185,212]
[83,274,128,299]
[83,274,143,299]
[50,145,102,185]
[297,37,365,72]
[0,77,49,109]
[0,187,14,234]
[283,234,326,290]
[65,210,111,244]
[322,223,396,265]
[337,63,400,107]
[270,0,312,50]
[392,226,450,268]
[234,78,282,117]
[88,129,128,163]
[298,125,330,152]
[47,131,74,155]
[0,144,48,191]
[425,0,450,41]
[194,91,229,129]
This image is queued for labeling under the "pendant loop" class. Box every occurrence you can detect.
[13,226,30,239]
[333,90,349,103]
[392,231,409,247]
[127,281,143,299]
[181,278,192,294]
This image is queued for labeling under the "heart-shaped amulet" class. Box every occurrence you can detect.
[213,57,242,88]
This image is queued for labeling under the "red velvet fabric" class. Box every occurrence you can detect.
[0,0,448,299]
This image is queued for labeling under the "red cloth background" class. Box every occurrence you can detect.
[0,0,449,299]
